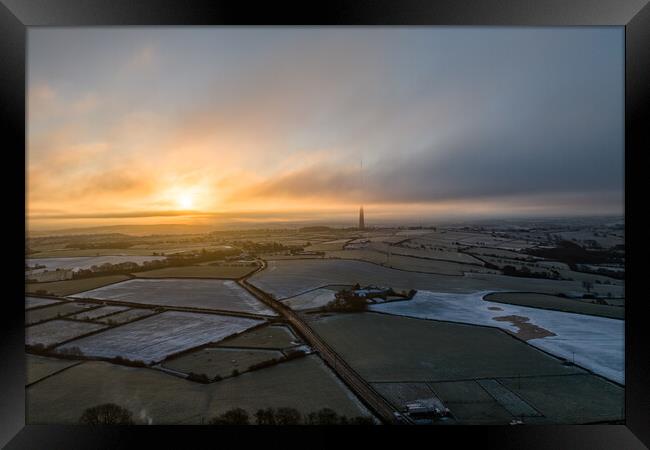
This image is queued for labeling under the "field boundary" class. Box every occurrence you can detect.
[482,291,624,320]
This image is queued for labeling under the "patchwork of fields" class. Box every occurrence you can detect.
[70,278,277,316]
[56,311,264,363]
[26,275,132,296]
[308,312,623,424]
[370,290,624,384]
[24,222,625,425]
[27,256,166,272]
[249,259,623,299]
[26,357,372,424]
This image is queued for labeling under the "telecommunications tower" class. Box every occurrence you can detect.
[359,159,365,230]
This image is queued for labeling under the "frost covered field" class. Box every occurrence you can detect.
[70,278,277,316]
[370,291,624,384]
[56,311,264,363]
[249,259,622,300]
[25,296,62,309]
[282,288,338,310]
[27,256,167,272]
[27,320,108,347]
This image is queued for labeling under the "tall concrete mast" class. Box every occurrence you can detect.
[359,158,365,230]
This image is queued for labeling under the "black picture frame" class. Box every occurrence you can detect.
[1,0,648,448]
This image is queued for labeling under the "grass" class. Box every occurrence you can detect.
[371,382,439,410]
[308,312,585,382]
[497,374,623,423]
[218,325,301,349]
[484,292,624,319]
[26,354,80,385]
[26,275,131,296]
[133,264,256,279]
[27,356,371,424]
[162,348,285,379]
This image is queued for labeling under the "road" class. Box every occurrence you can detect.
[238,259,408,425]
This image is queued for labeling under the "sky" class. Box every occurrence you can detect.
[27,27,624,230]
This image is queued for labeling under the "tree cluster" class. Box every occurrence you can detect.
[208,407,374,425]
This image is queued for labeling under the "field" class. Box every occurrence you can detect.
[305,239,351,251]
[27,256,166,272]
[388,243,484,264]
[95,308,158,325]
[370,290,624,383]
[134,264,256,279]
[56,311,264,364]
[28,248,167,258]
[309,312,583,382]
[282,288,338,311]
[249,259,623,300]
[309,312,622,424]
[25,275,132,296]
[25,296,62,309]
[477,255,622,285]
[325,249,494,276]
[26,302,97,325]
[484,292,623,319]
[427,380,517,423]
[26,354,81,385]
[498,374,624,423]
[70,278,277,316]
[69,305,130,321]
[27,356,371,424]
[26,319,107,347]
[218,325,301,349]
[25,220,625,425]
[465,246,535,260]
[162,348,285,379]
[371,382,446,413]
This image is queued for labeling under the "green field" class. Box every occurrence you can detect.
[134,264,256,279]
[498,374,624,423]
[218,325,301,349]
[26,354,81,385]
[27,356,371,424]
[26,275,132,296]
[484,292,624,319]
[429,380,515,424]
[309,312,584,382]
[310,312,622,424]
[162,347,285,379]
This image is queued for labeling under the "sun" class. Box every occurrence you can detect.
[177,193,194,210]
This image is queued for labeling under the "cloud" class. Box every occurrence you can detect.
[127,45,156,70]
[26,28,624,226]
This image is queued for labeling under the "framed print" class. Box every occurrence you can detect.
[1,0,648,448]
